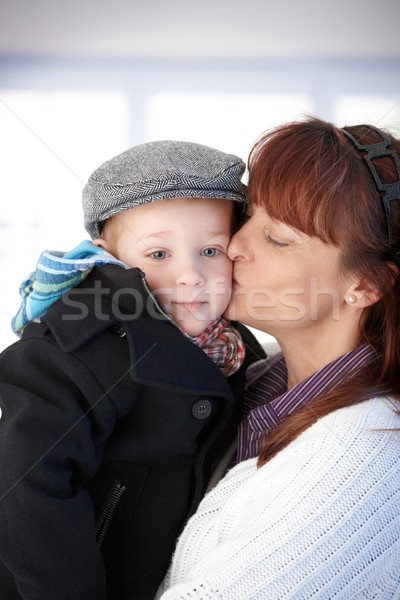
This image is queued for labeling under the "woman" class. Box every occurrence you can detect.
[159,117,400,599]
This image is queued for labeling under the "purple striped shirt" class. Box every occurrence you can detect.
[236,345,375,462]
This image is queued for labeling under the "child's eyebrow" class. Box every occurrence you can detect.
[207,233,232,239]
[140,231,174,239]
[202,229,231,235]
[141,230,230,239]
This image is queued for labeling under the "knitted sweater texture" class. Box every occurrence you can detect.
[160,397,400,599]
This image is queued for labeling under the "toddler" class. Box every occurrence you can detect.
[0,141,265,600]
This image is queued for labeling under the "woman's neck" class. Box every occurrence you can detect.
[276,322,362,390]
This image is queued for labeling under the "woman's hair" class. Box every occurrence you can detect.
[248,117,400,466]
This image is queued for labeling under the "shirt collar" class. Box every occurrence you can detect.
[236,344,376,462]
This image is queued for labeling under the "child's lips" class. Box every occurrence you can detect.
[174,301,207,312]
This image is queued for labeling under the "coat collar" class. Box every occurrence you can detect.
[41,265,159,351]
[42,265,232,397]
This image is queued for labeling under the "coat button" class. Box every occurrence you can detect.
[192,399,212,420]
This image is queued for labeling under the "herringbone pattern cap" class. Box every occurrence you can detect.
[83,140,247,238]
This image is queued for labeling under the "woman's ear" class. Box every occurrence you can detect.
[344,278,382,309]
[345,261,399,308]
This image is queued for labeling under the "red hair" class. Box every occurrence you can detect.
[247,117,400,466]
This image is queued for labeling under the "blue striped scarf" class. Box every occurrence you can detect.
[12,240,127,335]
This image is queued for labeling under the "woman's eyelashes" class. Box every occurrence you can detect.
[265,233,289,248]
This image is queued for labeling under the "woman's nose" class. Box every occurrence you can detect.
[227,227,250,261]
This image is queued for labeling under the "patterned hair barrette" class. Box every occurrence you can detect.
[342,125,400,255]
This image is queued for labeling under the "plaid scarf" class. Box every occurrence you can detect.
[188,317,245,377]
[11,241,245,377]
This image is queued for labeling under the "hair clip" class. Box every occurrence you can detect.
[342,126,400,250]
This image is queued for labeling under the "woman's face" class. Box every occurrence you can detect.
[225,205,351,338]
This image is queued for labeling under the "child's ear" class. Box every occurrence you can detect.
[92,238,109,251]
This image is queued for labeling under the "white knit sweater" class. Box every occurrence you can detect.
[159,397,400,599]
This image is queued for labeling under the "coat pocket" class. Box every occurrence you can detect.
[90,462,150,569]
[96,479,127,548]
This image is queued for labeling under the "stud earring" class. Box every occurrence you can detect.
[347,295,357,304]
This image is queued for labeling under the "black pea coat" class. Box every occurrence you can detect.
[0,265,265,600]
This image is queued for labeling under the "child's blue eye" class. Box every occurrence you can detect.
[151,250,167,260]
[202,248,218,257]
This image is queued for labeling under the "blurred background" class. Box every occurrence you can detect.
[0,0,399,351]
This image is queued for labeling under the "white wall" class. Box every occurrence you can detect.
[0,55,399,350]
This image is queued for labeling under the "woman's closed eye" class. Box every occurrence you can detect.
[265,234,289,248]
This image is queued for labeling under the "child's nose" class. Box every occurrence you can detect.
[176,261,205,286]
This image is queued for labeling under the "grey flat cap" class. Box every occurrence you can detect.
[82,140,247,238]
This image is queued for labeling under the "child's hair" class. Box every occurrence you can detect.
[248,117,400,466]
[98,212,122,243]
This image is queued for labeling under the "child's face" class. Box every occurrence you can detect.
[96,197,234,336]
